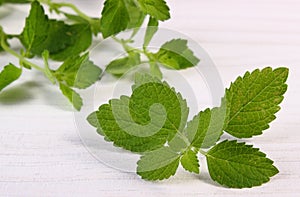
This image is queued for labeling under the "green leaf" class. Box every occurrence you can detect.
[132,72,161,90]
[180,149,199,174]
[64,13,101,36]
[143,17,158,48]
[105,52,140,77]
[0,0,29,5]
[224,67,289,138]
[185,104,226,149]
[59,83,83,111]
[125,0,146,29]
[137,0,170,21]
[0,63,22,91]
[154,39,200,70]
[20,1,92,61]
[20,1,48,56]
[206,140,279,188]
[137,146,180,180]
[132,75,189,144]
[87,111,104,135]
[54,53,102,89]
[87,73,188,152]
[100,0,130,38]
[49,24,92,61]
[90,96,168,152]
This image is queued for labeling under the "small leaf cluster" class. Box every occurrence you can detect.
[0,0,102,110]
[102,0,200,79]
[0,0,199,110]
[88,67,288,188]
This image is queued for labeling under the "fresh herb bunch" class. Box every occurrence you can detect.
[1,0,290,189]
[0,0,198,110]
[88,67,289,188]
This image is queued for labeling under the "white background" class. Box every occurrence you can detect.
[0,0,300,196]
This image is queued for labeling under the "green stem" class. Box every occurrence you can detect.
[1,28,56,84]
[1,36,44,72]
[57,3,92,22]
[199,149,207,156]
[112,36,144,54]
[38,0,92,23]
[42,50,56,84]
[112,36,132,53]
[143,48,154,60]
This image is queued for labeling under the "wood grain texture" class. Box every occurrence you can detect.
[0,0,300,196]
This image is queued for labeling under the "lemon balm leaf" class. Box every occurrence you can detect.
[137,146,180,180]
[20,1,48,56]
[0,63,22,91]
[87,73,188,152]
[137,0,170,21]
[125,0,146,30]
[154,39,200,70]
[180,149,200,174]
[206,140,279,188]
[59,83,83,111]
[86,68,288,186]
[100,0,130,38]
[49,24,92,61]
[143,17,158,48]
[224,67,289,138]
[105,53,141,77]
[54,53,102,89]
[185,102,226,149]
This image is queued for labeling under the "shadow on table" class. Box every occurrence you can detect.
[0,81,40,105]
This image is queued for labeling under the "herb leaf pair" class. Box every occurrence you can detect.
[105,37,200,79]
[88,67,288,188]
[53,53,102,110]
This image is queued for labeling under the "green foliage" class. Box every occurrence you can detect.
[206,140,279,188]
[105,52,141,77]
[224,67,289,138]
[59,83,83,111]
[88,74,187,152]
[53,53,102,89]
[185,106,225,149]
[0,0,29,5]
[20,1,92,61]
[137,146,180,180]
[125,0,146,30]
[0,63,22,91]
[100,0,130,38]
[88,68,288,188]
[180,149,200,174]
[1,0,197,110]
[153,39,200,70]
[143,17,159,48]
[0,0,289,189]
[137,0,170,21]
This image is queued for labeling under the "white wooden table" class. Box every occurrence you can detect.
[1,0,300,196]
